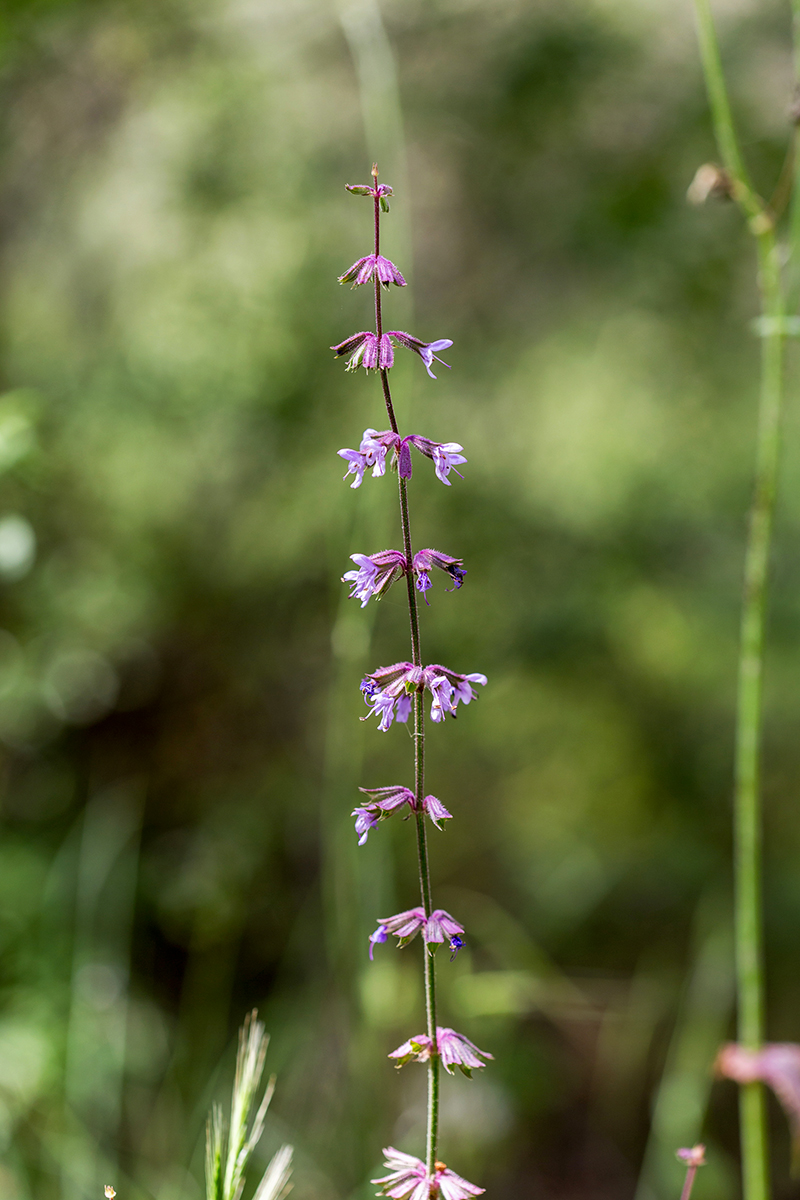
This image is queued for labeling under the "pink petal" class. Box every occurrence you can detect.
[718,1043,800,1142]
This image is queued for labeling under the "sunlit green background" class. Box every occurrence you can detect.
[2,0,800,1197]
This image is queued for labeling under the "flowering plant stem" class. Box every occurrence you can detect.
[371,169,440,1171]
[691,4,788,1199]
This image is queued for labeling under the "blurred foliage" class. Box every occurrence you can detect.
[1,0,800,1198]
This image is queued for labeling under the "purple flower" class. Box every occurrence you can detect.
[339,254,406,289]
[366,689,410,732]
[359,784,417,812]
[402,435,467,485]
[352,787,452,843]
[372,1149,484,1200]
[424,909,465,947]
[372,906,426,948]
[338,428,399,488]
[369,907,464,954]
[422,794,453,829]
[425,666,487,723]
[337,429,467,488]
[352,808,381,846]
[343,549,408,607]
[448,934,465,960]
[389,1027,493,1077]
[368,925,387,961]
[352,785,414,844]
[388,331,454,379]
[360,662,487,729]
[412,549,466,600]
[360,661,421,730]
[331,331,394,372]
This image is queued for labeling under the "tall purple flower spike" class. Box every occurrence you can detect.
[336,165,488,1191]
[372,1149,484,1200]
[389,1027,493,1077]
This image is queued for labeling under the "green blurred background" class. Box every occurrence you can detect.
[1,0,800,1197]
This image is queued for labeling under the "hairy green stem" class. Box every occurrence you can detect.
[691,5,787,1200]
[373,174,439,1173]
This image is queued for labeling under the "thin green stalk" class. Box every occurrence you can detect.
[735,225,783,1200]
[692,0,761,222]
[691,5,787,1200]
[788,0,800,307]
[373,173,439,1174]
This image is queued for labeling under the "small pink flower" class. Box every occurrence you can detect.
[717,1043,800,1149]
[337,429,467,489]
[677,1146,706,1168]
[368,908,465,956]
[388,331,454,379]
[401,436,467,485]
[372,1149,484,1200]
[422,794,452,829]
[360,662,421,731]
[339,254,406,289]
[413,549,466,599]
[424,666,487,723]
[343,549,408,607]
[360,662,487,730]
[331,331,394,372]
[389,1027,493,1077]
[338,429,399,488]
[352,786,414,846]
[352,787,452,844]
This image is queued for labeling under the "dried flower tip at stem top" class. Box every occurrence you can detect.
[352,787,452,844]
[339,254,406,288]
[390,1027,493,1077]
[677,1146,706,1168]
[368,906,465,958]
[372,1148,484,1200]
[687,163,733,205]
